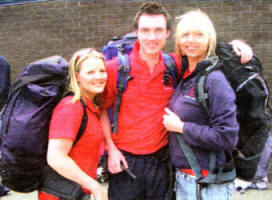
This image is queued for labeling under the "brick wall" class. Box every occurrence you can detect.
[0,0,271,81]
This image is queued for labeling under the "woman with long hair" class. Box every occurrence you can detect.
[39,48,108,200]
[163,10,239,200]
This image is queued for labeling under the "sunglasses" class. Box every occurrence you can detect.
[75,48,95,67]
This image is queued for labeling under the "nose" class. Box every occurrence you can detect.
[147,31,156,40]
[94,71,103,79]
[187,34,194,42]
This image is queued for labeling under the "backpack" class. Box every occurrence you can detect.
[0,55,11,110]
[195,42,271,181]
[0,56,88,192]
[101,32,178,133]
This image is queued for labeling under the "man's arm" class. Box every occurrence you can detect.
[230,40,253,64]
[100,109,128,173]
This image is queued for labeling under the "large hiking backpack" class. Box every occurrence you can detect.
[0,56,87,192]
[101,32,178,133]
[0,55,11,110]
[195,42,271,181]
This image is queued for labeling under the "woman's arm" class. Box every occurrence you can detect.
[47,139,108,200]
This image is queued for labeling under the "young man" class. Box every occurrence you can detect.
[100,2,253,200]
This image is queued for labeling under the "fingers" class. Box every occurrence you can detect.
[230,40,253,64]
[108,162,121,174]
[163,108,175,125]
[241,52,253,64]
[232,45,241,57]
[121,157,128,169]
[164,107,173,115]
[108,152,128,174]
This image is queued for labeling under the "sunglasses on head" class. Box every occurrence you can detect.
[75,49,95,66]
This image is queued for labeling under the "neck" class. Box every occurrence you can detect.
[188,62,197,73]
[82,91,95,103]
[140,50,160,73]
[187,56,206,72]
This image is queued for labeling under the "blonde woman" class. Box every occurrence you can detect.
[163,10,239,200]
[39,48,108,200]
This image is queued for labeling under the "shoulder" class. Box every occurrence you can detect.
[106,58,118,72]
[105,58,118,84]
[205,69,235,97]
[168,52,182,74]
[207,69,226,83]
[53,96,83,116]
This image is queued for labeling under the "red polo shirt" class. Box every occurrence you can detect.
[39,96,104,199]
[103,42,181,155]
[49,96,103,191]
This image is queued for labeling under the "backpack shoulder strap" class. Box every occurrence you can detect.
[162,54,178,88]
[74,98,88,145]
[175,125,235,186]
[112,52,133,133]
[195,57,219,113]
[237,72,270,106]
[175,134,203,180]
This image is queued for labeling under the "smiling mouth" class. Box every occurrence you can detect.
[93,82,105,87]
[186,46,198,50]
[147,43,159,48]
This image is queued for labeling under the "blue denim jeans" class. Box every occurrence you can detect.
[176,170,233,200]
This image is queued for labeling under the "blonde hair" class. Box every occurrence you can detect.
[68,48,106,104]
[175,9,217,59]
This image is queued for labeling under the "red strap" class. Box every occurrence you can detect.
[180,169,209,177]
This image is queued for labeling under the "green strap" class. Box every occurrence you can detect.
[176,134,203,180]
[196,57,219,113]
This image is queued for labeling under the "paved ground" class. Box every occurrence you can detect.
[1,182,271,200]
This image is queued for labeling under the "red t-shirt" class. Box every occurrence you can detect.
[39,96,104,200]
[103,42,181,155]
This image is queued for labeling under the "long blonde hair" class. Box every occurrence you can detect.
[68,48,106,104]
[175,9,217,59]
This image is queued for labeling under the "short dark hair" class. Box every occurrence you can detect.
[134,2,171,31]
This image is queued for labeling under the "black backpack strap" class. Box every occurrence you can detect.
[236,72,270,106]
[112,52,133,133]
[1,74,66,136]
[12,74,54,93]
[162,54,178,88]
[74,98,88,145]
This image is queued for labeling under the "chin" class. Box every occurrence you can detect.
[93,88,105,94]
[146,49,161,55]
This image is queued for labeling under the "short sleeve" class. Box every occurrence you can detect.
[101,59,118,109]
[49,97,83,141]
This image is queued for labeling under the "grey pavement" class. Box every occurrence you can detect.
[0,181,271,200]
